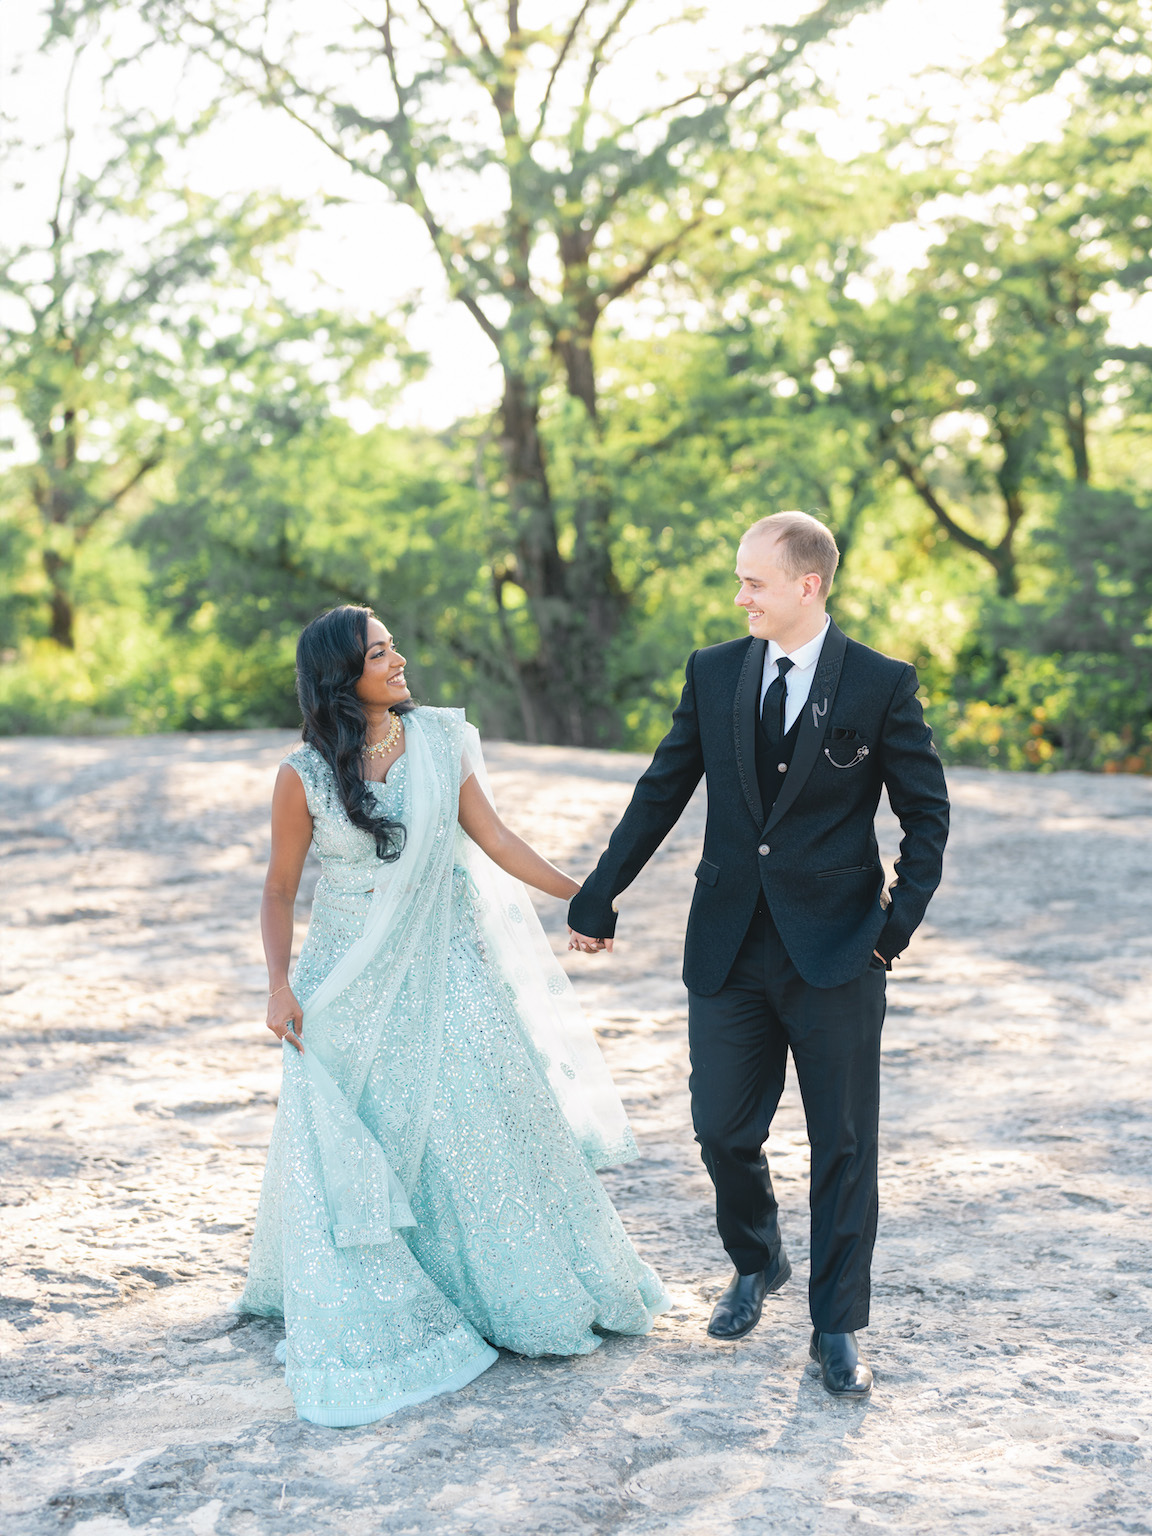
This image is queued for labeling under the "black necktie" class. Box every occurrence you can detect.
[761,656,794,743]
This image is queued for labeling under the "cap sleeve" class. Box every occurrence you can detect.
[281,744,328,818]
[460,722,484,790]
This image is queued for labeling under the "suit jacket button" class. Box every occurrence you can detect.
[777,762,787,772]
[758,844,770,856]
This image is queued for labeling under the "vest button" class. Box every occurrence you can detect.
[758,844,771,856]
[777,762,788,772]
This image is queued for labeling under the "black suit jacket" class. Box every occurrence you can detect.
[568,621,949,994]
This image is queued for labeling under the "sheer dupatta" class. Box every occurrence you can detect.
[457,724,638,1170]
[291,708,638,1255]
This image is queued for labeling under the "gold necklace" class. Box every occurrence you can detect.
[364,712,402,760]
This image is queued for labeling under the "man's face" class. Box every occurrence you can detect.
[734,532,812,642]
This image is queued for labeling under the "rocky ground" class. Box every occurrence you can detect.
[0,729,1149,1536]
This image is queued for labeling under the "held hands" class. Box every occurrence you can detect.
[568,928,613,955]
[266,984,304,1053]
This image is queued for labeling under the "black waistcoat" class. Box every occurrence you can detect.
[756,705,803,821]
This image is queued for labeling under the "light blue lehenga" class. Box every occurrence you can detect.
[240,707,668,1426]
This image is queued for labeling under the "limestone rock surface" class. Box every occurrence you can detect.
[1,731,1149,1534]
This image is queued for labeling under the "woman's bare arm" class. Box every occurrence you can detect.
[261,764,313,1051]
[457,773,580,901]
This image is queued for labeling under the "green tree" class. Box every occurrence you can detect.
[838,0,1152,599]
[133,406,507,730]
[0,29,303,650]
[58,0,882,742]
[1020,485,1152,766]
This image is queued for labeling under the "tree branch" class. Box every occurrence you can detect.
[618,44,791,144]
[370,8,518,349]
[194,1,507,351]
[599,218,705,307]
[94,449,165,520]
[1100,343,1152,368]
[50,39,84,287]
[888,444,1005,568]
[456,291,506,351]
[571,0,641,147]
[532,0,594,142]
[411,0,478,72]
[459,0,496,62]
[587,0,641,87]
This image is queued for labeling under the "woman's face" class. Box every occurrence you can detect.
[355,617,410,710]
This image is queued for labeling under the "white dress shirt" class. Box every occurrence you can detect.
[758,614,831,734]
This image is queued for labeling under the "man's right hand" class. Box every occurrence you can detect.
[568,928,614,954]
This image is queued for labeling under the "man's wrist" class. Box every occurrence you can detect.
[567,891,618,940]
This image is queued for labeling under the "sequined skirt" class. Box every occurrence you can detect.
[240,869,668,1426]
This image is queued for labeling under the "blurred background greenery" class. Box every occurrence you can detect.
[2,0,1150,770]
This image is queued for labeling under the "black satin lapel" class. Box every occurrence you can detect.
[762,622,848,835]
[733,637,766,828]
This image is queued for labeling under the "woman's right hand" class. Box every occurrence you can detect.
[266,987,304,1053]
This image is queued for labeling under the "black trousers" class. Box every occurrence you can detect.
[687,904,886,1333]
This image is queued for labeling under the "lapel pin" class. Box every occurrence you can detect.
[824,744,869,769]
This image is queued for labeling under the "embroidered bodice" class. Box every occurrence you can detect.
[284,743,408,895]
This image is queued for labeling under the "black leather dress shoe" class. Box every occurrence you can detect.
[809,1330,873,1398]
[706,1250,792,1340]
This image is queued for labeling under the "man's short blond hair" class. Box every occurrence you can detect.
[743,511,839,596]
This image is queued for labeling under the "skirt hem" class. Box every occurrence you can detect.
[293,1343,499,1428]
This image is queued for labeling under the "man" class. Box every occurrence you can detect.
[568,512,949,1398]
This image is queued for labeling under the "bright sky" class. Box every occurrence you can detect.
[3,0,1020,432]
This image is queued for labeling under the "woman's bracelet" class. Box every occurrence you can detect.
[268,983,292,999]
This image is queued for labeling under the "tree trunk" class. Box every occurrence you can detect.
[496,369,624,746]
[555,334,598,422]
[43,550,75,649]
[1064,386,1091,483]
[991,545,1018,600]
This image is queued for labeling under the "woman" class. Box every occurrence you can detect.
[240,605,668,1427]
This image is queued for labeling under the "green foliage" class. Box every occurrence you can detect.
[933,485,1152,771]
[50,0,884,745]
[0,68,306,647]
[2,0,1151,775]
[134,412,523,733]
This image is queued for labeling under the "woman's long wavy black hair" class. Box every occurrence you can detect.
[296,605,414,862]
